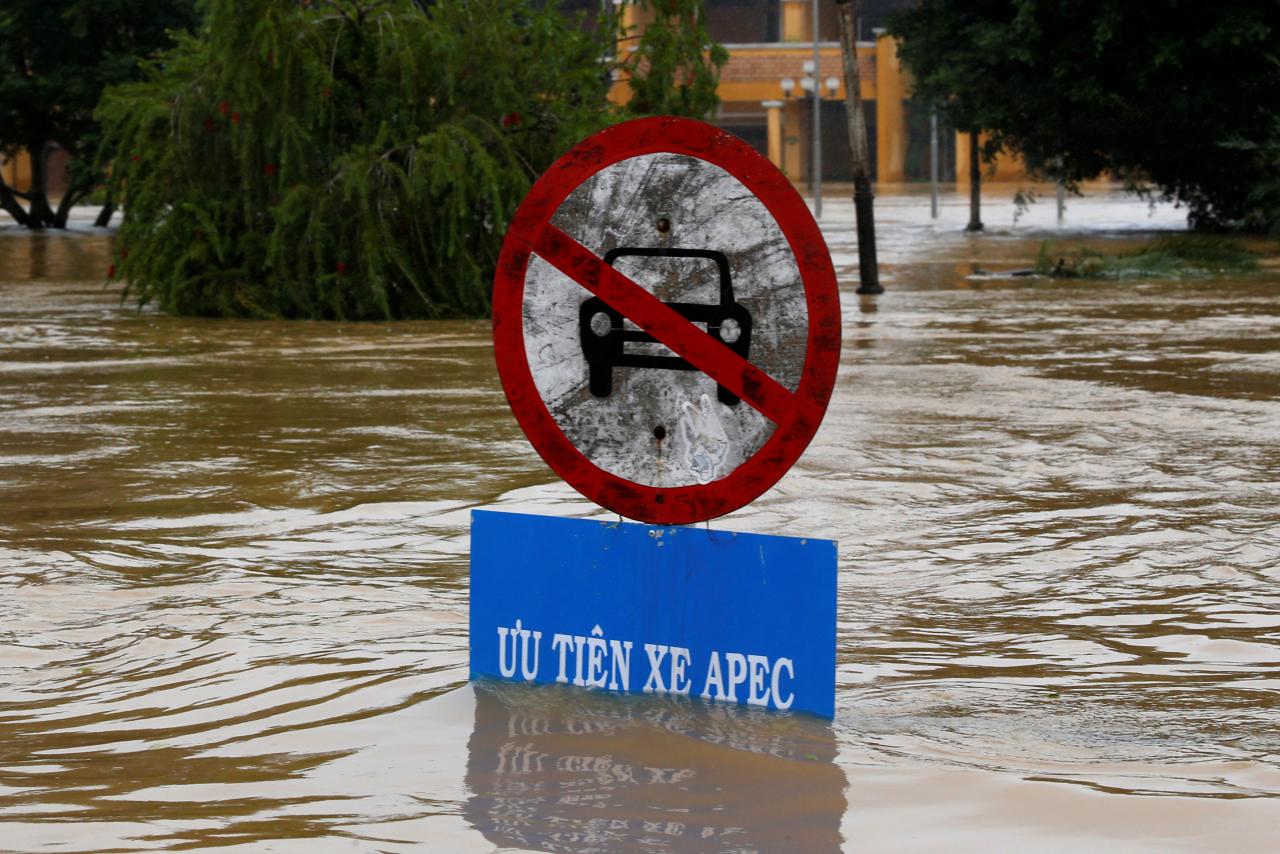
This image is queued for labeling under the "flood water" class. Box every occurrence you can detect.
[1,192,1278,851]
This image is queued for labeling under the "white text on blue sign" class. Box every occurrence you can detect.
[496,620,797,710]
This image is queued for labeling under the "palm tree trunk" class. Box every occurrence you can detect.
[836,0,883,294]
[966,130,984,232]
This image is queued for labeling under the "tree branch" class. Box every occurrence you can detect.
[0,176,32,226]
[95,193,117,228]
[53,176,92,229]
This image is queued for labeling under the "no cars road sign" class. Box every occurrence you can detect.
[493,116,841,524]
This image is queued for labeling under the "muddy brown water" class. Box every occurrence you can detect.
[1,194,1277,851]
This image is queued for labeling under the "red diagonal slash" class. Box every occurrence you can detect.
[533,225,806,426]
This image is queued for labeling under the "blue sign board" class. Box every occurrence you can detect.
[470,510,837,718]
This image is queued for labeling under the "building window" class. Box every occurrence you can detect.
[807,100,877,182]
[715,104,769,159]
[706,0,780,44]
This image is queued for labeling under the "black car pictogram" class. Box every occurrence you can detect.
[579,247,753,406]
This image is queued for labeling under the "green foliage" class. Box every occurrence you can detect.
[1034,236,1260,280]
[889,1,1280,230]
[1224,113,1280,236]
[622,0,728,119]
[0,0,198,227]
[98,0,617,319]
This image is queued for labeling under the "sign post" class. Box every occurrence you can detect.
[473,116,842,717]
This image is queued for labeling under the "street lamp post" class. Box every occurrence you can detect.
[782,67,841,220]
[811,0,821,219]
[1056,157,1066,222]
[930,107,939,219]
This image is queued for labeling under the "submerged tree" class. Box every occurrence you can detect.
[98,0,617,319]
[0,0,198,228]
[622,0,728,119]
[889,1,1280,230]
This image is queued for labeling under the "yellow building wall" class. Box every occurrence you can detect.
[780,0,808,41]
[606,9,1033,186]
[874,34,906,183]
[955,131,1028,186]
[866,32,1027,184]
[1,149,33,191]
[608,1,655,105]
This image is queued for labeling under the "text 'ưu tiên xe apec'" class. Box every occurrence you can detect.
[495,619,796,710]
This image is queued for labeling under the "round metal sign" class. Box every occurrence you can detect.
[493,116,841,524]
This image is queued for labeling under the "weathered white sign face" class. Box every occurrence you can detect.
[493,116,840,524]
[522,152,809,489]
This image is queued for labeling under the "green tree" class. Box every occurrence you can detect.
[1228,113,1280,235]
[97,0,617,319]
[889,1,1280,230]
[622,0,728,119]
[0,0,199,228]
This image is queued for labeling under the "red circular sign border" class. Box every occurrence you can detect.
[493,116,841,525]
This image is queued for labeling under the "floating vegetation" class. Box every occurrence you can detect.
[1034,236,1260,279]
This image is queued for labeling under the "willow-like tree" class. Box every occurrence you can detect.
[97,0,617,319]
[622,0,728,119]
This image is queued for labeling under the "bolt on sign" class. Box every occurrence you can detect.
[473,117,841,718]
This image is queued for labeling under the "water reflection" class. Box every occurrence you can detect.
[464,681,845,853]
[0,222,113,282]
